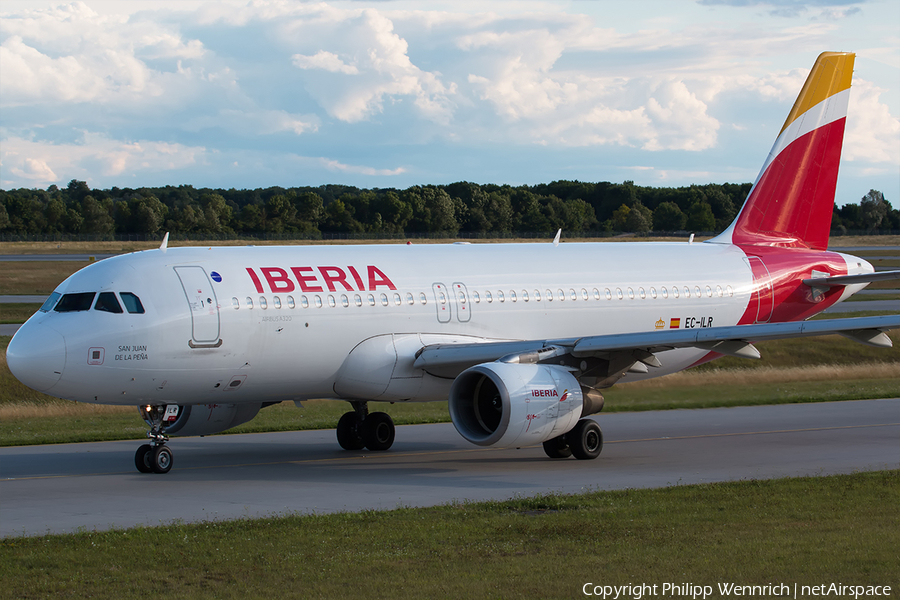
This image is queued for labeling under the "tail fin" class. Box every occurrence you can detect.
[714,52,855,251]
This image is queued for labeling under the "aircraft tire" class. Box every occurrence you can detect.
[542,435,573,459]
[337,412,365,450]
[566,419,603,460]
[151,445,174,474]
[135,444,153,473]
[362,412,395,452]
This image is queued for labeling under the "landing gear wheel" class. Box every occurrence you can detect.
[336,411,365,450]
[362,412,395,451]
[135,444,153,473]
[542,435,573,459]
[566,419,603,460]
[151,445,174,474]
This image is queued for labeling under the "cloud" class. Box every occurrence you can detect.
[843,79,900,164]
[292,50,359,75]
[0,133,206,187]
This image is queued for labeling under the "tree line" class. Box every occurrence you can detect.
[0,180,896,239]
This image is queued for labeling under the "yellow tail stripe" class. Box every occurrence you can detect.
[779,52,854,136]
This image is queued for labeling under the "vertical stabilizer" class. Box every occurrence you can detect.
[713,52,855,250]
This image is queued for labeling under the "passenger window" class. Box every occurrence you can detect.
[605,288,612,301]
[683,286,691,298]
[314,296,323,308]
[273,296,282,309]
[368,294,376,306]
[592,288,600,301]
[120,292,144,314]
[341,295,349,308]
[259,296,268,309]
[650,287,657,299]
[55,292,96,312]
[473,291,480,304]
[355,295,363,307]
[486,291,493,303]
[627,288,635,300]
[726,285,734,297]
[639,288,646,300]
[94,292,123,313]
[522,290,529,302]
[716,285,723,298]
[327,295,336,308]
[616,288,623,300]
[510,290,517,302]
[419,292,427,305]
[535,290,541,302]
[381,293,389,306]
[498,291,505,302]
[672,287,680,299]
[40,292,61,312]
[694,286,702,298]
[287,296,296,309]
[706,285,713,298]
[393,293,401,306]
[661,287,668,299]
[301,296,309,308]
[406,293,414,305]
[546,289,553,302]
[246,296,254,309]
[569,289,576,301]
[557,289,564,301]
[581,289,588,301]
[232,297,240,310]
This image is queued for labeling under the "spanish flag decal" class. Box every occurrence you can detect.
[670,318,681,329]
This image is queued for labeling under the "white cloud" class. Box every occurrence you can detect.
[0,133,206,187]
[843,79,900,164]
[293,51,359,75]
[320,158,406,177]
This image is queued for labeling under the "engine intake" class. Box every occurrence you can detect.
[449,363,583,448]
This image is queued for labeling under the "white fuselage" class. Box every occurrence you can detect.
[9,240,863,406]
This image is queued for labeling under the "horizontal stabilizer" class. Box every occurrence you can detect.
[803,270,900,287]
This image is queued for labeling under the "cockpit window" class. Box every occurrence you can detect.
[40,292,61,312]
[120,292,145,314]
[54,292,96,312]
[94,292,123,314]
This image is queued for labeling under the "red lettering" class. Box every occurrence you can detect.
[318,266,354,292]
[261,267,295,293]
[291,267,323,292]
[367,265,397,291]
[347,266,365,291]
[246,268,264,293]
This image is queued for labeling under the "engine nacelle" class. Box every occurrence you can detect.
[449,363,583,448]
[147,403,262,437]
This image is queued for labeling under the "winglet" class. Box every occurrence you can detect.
[159,232,169,253]
[553,229,561,247]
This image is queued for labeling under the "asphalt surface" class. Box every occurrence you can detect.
[1,399,897,537]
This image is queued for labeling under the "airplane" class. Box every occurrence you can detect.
[6,51,900,474]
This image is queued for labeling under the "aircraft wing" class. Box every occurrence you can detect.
[413,314,899,378]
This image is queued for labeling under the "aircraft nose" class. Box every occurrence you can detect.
[6,323,67,392]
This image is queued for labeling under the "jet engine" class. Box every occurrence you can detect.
[448,363,583,448]
[142,403,262,437]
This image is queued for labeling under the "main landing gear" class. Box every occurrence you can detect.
[542,419,603,460]
[135,405,175,474]
[336,401,395,452]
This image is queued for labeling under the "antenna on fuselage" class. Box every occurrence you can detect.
[159,232,169,253]
[553,229,561,247]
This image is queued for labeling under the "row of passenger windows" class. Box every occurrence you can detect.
[41,291,146,314]
[232,284,735,310]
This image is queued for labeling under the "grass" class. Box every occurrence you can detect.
[1,470,896,599]
[2,331,898,446]
[0,304,41,324]
[0,261,87,295]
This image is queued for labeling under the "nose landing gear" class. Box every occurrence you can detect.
[135,405,178,473]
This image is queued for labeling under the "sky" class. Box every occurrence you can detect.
[1,0,898,206]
